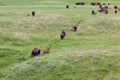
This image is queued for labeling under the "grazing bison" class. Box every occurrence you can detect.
[43,48,50,54]
[96,2,101,6]
[92,10,97,15]
[114,5,118,9]
[66,5,69,9]
[32,11,35,16]
[75,2,85,5]
[91,2,101,6]
[103,9,108,14]
[91,2,96,6]
[99,5,102,8]
[60,30,66,40]
[31,48,41,57]
[115,10,118,14]
[71,25,77,32]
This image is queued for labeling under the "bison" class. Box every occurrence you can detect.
[91,2,96,6]
[92,10,97,15]
[75,2,85,5]
[60,30,66,40]
[32,11,35,16]
[115,10,118,14]
[61,30,66,36]
[114,5,118,9]
[66,5,69,9]
[31,48,41,57]
[71,25,77,32]
[103,9,108,14]
[91,2,101,6]
[43,48,50,54]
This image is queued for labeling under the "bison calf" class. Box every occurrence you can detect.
[43,48,50,54]
[31,48,41,57]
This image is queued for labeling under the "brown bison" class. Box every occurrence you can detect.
[115,10,118,14]
[43,48,50,54]
[32,11,35,16]
[71,25,77,32]
[60,30,66,40]
[103,9,108,14]
[91,2,96,6]
[92,10,97,15]
[91,2,101,6]
[66,5,69,9]
[96,2,101,6]
[75,2,85,5]
[31,48,41,57]
[114,5,118,9]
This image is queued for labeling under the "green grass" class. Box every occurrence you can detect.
[0,0,120,80]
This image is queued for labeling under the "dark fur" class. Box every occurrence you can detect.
[31,48,40,56]
[114,5,118,9]
[60,30,66,40]
[32,11,35,16]
[71,25,77,32]
[92,10,97,15]
[75,2,85,5]
[66,5,69,9]
[91,2,101,6]
[115,10,118,14]
[103,9,108,14]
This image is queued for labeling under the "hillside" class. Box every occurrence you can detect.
[0,0,120,80]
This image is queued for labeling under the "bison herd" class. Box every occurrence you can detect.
[65,2,119,15]
[31,2,119,57]
[91,2,120,15]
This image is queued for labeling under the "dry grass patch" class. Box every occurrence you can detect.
[40,14,62,25]
[13,32,30,39]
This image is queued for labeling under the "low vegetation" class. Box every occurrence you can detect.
[0,0,120,80]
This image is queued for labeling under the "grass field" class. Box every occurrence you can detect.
[0,0,120,80]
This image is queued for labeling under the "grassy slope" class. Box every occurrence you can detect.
[0,0,120,80]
